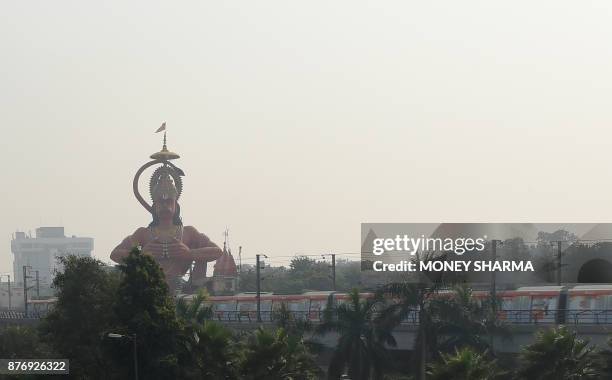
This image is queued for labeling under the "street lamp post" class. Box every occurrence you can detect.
[107,333,138,380]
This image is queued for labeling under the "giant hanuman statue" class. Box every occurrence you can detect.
[110,124,223,294]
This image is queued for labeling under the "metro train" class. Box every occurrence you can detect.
[182,285,612,325]
[196,291,369,323]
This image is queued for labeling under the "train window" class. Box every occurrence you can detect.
[501,298,513,310]
[215,303,234,311]
[288,301,307,320]
[309,300,323,312]
[239,302,255,312]
[513,296,530,310]
[508,296,530,323]
[603,296,612,323]
[568,296,596,324]
[213,302,236,321]
[287,301,306,311]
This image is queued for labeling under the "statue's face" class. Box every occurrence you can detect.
[155,197,176,223]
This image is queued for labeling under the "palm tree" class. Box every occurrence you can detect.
[176,290,237,378]
[376,252,452,380]
[598,337,612,378]
[516,325,599,380]
[239,327,321,380]
[175,290,212,326]
[273,301,313,335]
[376,281,436,380]
[431,284,507,353]
[182,321,238,379]
[317,288,395,380]
[427,347,502,380]
[273,301,324,357]
[377,282,507,379]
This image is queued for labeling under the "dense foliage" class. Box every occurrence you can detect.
[427,347,503,380]
[516,325,599,380]
[238,256,361,293]
[113,248,182,379]
[39,255,119,379]
[3,247,612,379]
[11,250,322,380]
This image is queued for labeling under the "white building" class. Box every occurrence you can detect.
[10,227,94,298]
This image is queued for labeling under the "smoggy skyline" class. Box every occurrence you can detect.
[3,1,612,274]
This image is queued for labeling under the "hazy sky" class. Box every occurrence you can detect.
[3,1,612,274]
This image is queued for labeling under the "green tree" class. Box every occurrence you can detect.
[273,302,313,336]
[112,247,182,380]
[239,327,321,380]
[536,230,578,246]
[500,238,531,262]
[376,253,453,380]
[318,288,394,380]
[39,255,119,379]
[289,256,332,291]
[0,325,50,359]
[238,258,362,294]
[378,282,506,380]
[181,321,239,379]
[516,326,599,380]
[432,285,506,353]
[336,260,362,291]
[176,290,212,326]
[427,347,502,380]
[377,281,437,380]
[175,290,238,378]
[598,337,612,378]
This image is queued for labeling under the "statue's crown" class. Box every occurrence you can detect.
[150,165,183,202]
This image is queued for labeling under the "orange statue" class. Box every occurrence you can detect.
[110,126,222,293]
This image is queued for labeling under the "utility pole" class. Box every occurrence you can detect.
[22,266,28,316]
[35,271,40,298]
[6,275,11,310]
[490,239,502,353]
[552,241,563,286]
[490,240,503,308]
[256,254,262,323]
[331,254,336,291]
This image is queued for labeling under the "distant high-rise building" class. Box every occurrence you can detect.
[10,227,94,294]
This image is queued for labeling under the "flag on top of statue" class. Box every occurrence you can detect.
[155,122,166,133]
